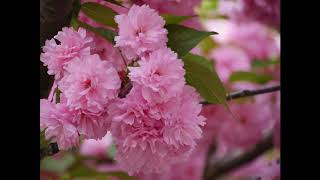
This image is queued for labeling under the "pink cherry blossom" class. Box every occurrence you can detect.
[80,132,113,157]
[230,155,280,180]
[272,92,280,149]
[92,34,126,71]
[204,19,279,60]
[210,46,251,83]
[40,99,79,150]
[133,0,201,16]
[76,111,111,139]
[128,48,185,103]
[59,54,121,114]
[114,5,168,60]
[182,17,203,31]
[109,85,205,175]
[199,105,226,149]
[274,118,280,149]
[227,21,280,59]
[138,148,207,180]
[40,27,94,79]
[202,19,234,44]
[218,0,280,28]
[217,101,274,150]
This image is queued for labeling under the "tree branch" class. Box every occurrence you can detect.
[203,134,274,180]
[201,85,280,105]
[40,0,75,48]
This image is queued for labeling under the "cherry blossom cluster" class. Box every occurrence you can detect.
[40,0,280,179]
[218,0,280,28]
[133,1,280,179]
[202,19,280,84]
[40,26,122,149]
[40,4,205,175]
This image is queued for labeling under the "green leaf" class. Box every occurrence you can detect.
[106,171,135,180]
[182,53,227,105]
[198,0,219,18]
[81,2,118,28]
[199,37,217,54]
[166,24,218,58]
[69,165,133,180]
[70,17,80,30]
[40,130,50,149]
[102,0,125,7]
[72,0,81,18]
[69,165,98,177]
[162,14,192,25]
[202,0,218,11]
[251,59,280,69]
[77,20,117,44]
[229,71,273,84]
[41,153,75,173]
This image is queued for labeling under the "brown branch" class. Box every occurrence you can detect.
[118,82,133,98]
[40,0,75,48]
[202,142,218,180]
[203,134,274,180]
[201,85,281,105]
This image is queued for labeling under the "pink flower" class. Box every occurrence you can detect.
[114,5,168,60]
[198,105,226,149]
[133,0,201,16]
[217,101,274,149]
[40,99,79,150]
[272,92,280,149]
[109,85,205,175]
[230,155,280,180]
[59,54,121,114]
[128,48,185,103]
[204,19,280,59]
[210,46,251,83]
[219,0,280,28]
[40,27,94,79]
[77,111,111,139]
[181,18,203,31]
[138,148,207,180]
[203,19,234,44]
[227,21,280,59]
[80,132,113,157]
[92,35,126,72]
[274,118,280,149]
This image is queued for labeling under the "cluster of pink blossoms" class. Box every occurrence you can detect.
[40,0,280,178]
[203,19,280,84]
[40,26,122,149]
[132,0,201,16]
[109,5,205,175]
[114,5,168,60]
[40,4,205,175]
[218,0,280,28]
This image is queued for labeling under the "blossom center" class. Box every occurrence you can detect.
[135,27,146,36]
[83,78,92,89]
[240,117,247,124]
